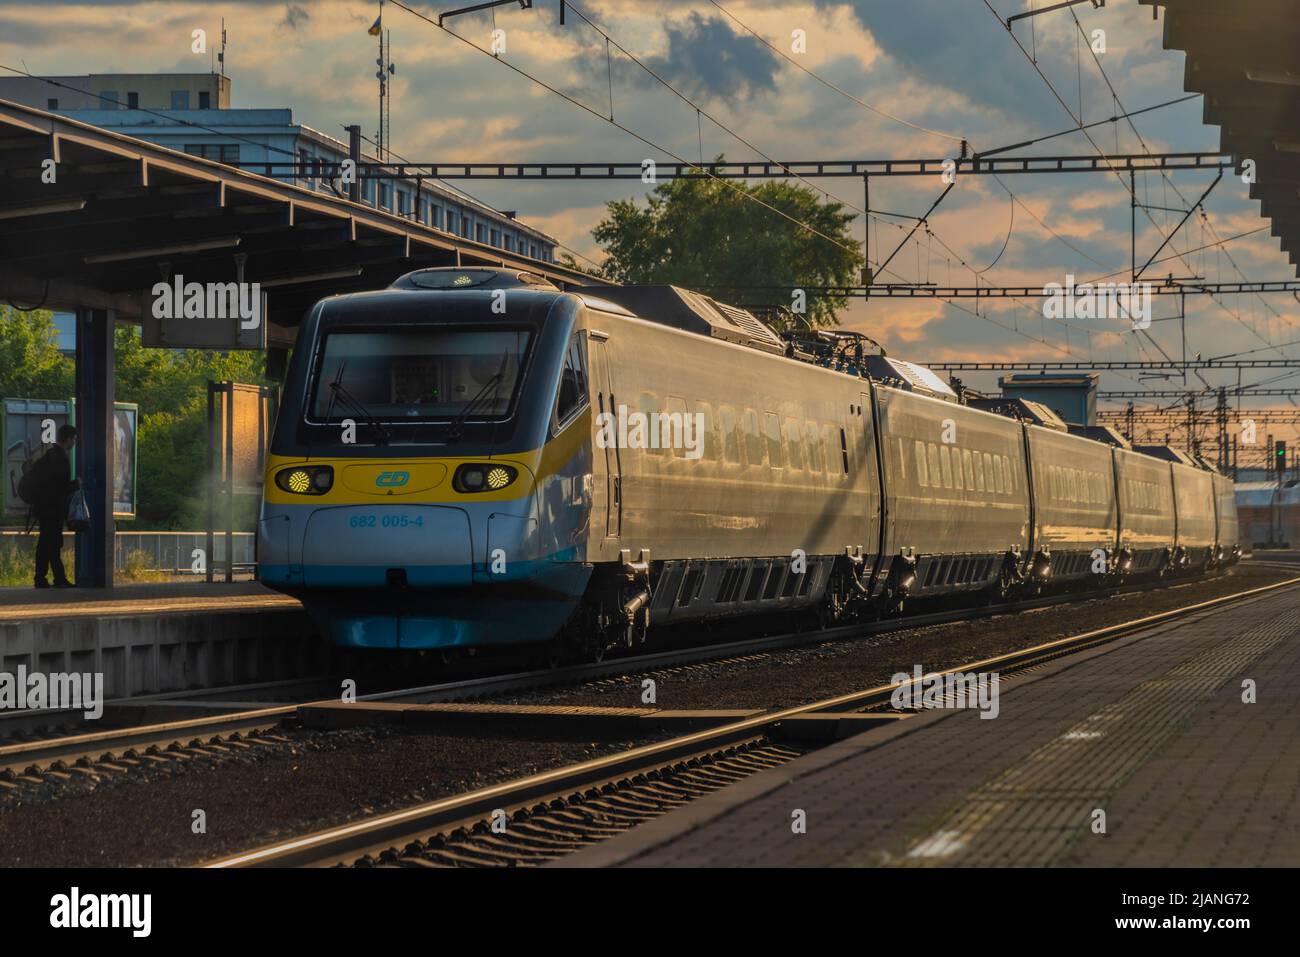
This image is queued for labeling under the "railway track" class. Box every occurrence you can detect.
[0,567,1249,780]
[206,571,1300,868]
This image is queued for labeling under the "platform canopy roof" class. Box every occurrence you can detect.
[0,98,606,347]
[1141,0,1300,275]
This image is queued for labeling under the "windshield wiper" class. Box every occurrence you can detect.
[446,372,504,441]
[328,377,392,446]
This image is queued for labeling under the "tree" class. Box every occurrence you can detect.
[591,157,863,327]
[0,305,75,399]
[0,308,266,529]
[114,326,265,529]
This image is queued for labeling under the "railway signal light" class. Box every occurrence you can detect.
[1276,440,1287,474]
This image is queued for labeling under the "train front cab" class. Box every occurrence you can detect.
[257,289,595,650]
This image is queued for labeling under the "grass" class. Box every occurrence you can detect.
[0,537,170,587]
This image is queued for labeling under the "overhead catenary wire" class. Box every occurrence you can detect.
[982,0,1297,375]
[1063,5,1298,350]
[384,0,868,266]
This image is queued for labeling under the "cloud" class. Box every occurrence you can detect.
[281,4,309,31]
[609,12,782,105]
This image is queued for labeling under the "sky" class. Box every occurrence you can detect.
[2,0,1298,456]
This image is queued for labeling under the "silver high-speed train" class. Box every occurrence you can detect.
[258,267,1239,657]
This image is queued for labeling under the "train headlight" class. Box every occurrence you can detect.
[454,463,518,493]
[276,465,333,495]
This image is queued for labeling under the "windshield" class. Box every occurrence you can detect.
[309,327,533,422]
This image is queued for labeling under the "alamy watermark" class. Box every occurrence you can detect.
[50,887,150,937]
[890,665,1000,719]
[150,274,263,330]
[595,404,706,460]
[1042,274,1152,330]
[0,666,104,720]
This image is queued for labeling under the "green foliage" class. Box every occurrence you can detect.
[591,157,863,327]
[0,305,75,399]
[0,536,72,586]
[0,308,267,530]
[114,326,266,529]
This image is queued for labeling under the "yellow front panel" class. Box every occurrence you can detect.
[341,462,448,495]
[264,451,542,505]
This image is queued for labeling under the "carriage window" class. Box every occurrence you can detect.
[692,400,716,460]
[765,412,784,469]
[939,445,953,489]
[720,406,740,463]
[993,456,1004,494]
[950,446,963,490]
[825,425,839,476]
[784,418,804,470]
[743,409,764,467]
[639,392,665,456]
[914,440,928,487]
[668,395,691,458]
[806,422,823,472]
[553,334,588,427]
[962,449,975,490]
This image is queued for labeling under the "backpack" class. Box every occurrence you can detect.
[15,444,52,506]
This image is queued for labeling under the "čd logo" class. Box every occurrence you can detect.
[375,471,410,487]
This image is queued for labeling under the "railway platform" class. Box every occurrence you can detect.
[0,582,315,700]
[566,581,1300,868]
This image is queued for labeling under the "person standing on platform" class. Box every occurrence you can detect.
[31,424,79,589]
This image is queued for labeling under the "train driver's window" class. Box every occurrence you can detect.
[553,333,588,429]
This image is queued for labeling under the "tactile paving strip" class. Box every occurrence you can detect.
[901,612,1299,866]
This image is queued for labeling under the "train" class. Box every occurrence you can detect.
[257,267,1240,658]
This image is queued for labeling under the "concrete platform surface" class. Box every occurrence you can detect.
[0,581,297,621]
[563,583,1300,868]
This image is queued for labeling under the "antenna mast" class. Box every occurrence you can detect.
[375,9,396,162]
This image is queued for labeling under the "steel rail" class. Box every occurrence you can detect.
[0,571,1228,773]
[207,573,1300,868]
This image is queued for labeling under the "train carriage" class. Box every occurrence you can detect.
[1172,462,1217,570]
[1113,447,1178,575]
[1023,425,1119,582]
[583,288,882,633]
[1212,472,1241,564]
[872,386,1030,599]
